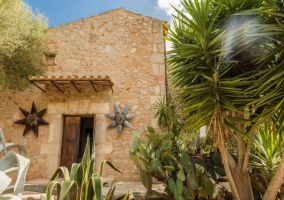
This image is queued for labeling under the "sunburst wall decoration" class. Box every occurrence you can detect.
[105,104,135,135]
[14,101,49,137]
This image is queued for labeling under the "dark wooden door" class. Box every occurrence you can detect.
[60,116,81,172]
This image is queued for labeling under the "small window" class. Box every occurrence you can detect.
[44,52,56,66]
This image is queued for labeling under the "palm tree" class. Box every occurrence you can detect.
[167,0,284,199]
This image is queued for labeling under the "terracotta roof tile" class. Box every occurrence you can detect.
[28,75,112,82]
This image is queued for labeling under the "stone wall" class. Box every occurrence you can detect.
[0,8,166,181]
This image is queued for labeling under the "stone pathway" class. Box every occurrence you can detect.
[20,178,231,200]
[20,178,166,200]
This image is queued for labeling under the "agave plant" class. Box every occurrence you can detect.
[45,136,134,200]
[0,129,27,158]
[0,152,31,200]
[0,127,31,199]
[0,171,21,200]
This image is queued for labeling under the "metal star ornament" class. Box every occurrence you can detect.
[105,104,135,135]
[14,101,49,137]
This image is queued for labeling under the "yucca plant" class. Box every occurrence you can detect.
[153,96,187,159]
[153,97,175,130]
[249,122,284,199]
[167,0,284,199]
[250,123,284,181]
[45,136,134,200]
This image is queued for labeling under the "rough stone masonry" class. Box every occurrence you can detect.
[0,7,167,181]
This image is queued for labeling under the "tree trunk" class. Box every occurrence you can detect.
[219,138,254,200]
[262,152,284,200]
[230,164,254,200]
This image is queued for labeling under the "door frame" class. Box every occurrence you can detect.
[60,114,96,170]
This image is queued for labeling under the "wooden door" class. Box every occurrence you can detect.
[60,116,81,172]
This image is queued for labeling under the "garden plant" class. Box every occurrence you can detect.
[0,0,48,89]
[130,126,231,199]
[166,0,284,199]
[0,127,31,199]
[45,136,134,200]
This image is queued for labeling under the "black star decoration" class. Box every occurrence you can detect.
[14,101,49,137]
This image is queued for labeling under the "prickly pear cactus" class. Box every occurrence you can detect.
[130,126,224,199]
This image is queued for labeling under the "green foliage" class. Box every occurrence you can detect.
[167,0,284,145]
[0,0,48,89]
[167,0,284,198]
[140,172,152,191]
[153,96,196,158]
[178,129,207,154]
[153,92,214,156]
[131,126,226,199]
[250,123,284,180]
[46,137,134,200]
[153,97,175,129]
[247,121,284,199]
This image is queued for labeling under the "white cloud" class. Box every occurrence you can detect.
[157,0,182,16]
[157,0,183,51]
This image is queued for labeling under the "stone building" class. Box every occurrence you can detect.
[0,8,167,180]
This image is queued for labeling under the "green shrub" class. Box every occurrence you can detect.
[249,122,284,199]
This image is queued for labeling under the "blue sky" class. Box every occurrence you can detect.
[25,0,182,28]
